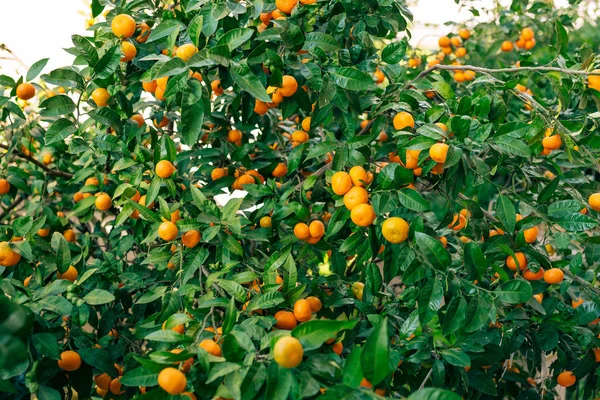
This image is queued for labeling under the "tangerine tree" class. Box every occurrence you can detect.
[1,0,600,399]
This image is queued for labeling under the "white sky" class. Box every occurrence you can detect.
[0,0,575,77]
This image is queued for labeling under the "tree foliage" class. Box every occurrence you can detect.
[1,0,600,399]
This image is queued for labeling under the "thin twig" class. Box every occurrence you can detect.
[563,270,600,297]
[0,195,25,221]
[0,144,73,178]
[419,368,433,390]
[294,161,332,191]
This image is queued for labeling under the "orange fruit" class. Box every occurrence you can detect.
[458,28,470,40]
[279,75,298,97]
[274,310,298,330]
[309,220,325,238]
[360,378,372,388]
[521,27,534,41]
[254,100,268,115]
[544,268,564,284]
[58,266,78,282]
[506,252,527,271]
[439,236,448,248]
[131,114,145,127]
[404,149,421,169]
[227,129,243,143]
[501,41,514,52]
[211,80,223,96]
[293,299,312,322]
[533,294,543,303]
[332,341,343,355]
[91,88,110,107]
[523,226,538,243]
[438,37,451,47]
[524,39,536,50]
[158,221,178,241]
[374,68,385,83]
[349,166,368,187]
[109,378,123,394]
[94,373,111,391]
[331,171,353,195]
[273,336,303,368]
[111,14,136,38]
[63,229,76,243]
[272,163,288,178]
[211,167,227,181]
[292,130,309,143]
[523,268,544,281]
[448,214,466,231]
[455,47,467,57]
[429,143,449,163]
[294,223,310,241]
[58,350,82,371]
[588,193,600,212]
[542,135,562,150]
[572,298,584,308]
[351,203,376,227]
[16,83,35,100]
[0,241,21,267]
[0,179,10,195]
[182,230,201,248]
[158,367,187,394]
[156,160,176,178]
[260,216,272,228]
[393,111,415,130]
[120,41,137,62]
[181,392,197,400]
[176,43,197,61]
[302,117,311,132]
[95,193,112,211]
[382,217,409,244]
[275,0,298,14]
[136,22,151,43]
[343,186,369,210]
[306,296,322,312]
[557,371,576,388]
[199,339,222,356]
[260,12,272,25]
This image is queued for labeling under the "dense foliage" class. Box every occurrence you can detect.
[1,0,600,399]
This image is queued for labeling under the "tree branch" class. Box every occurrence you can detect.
[0,195,25,221]
[0,144,73,178]
[404,64,600,90]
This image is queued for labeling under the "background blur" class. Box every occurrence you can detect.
[0,0,580,77]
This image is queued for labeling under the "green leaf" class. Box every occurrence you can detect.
[442,296,467,335]
[36,386,62,400]
[145,330,190,343]
[231,65,271,102]
[83,289,115,305]
[32,333,60,359]
[93,46,120,80]
[180,91,204,146]
[464,242,486,280]
[493,136,532,157]
[265,364,291,400]
[51,232,71,274]
[330,68,375,91]
[188,15,204,48]
[361,318,389,386]
[147,20,182,43]
[440,348,471,367]
[292,319,358,351]
[217,28,254,51]
[45,118,77,145]
[548,200,584,218]
[343,347,363,387]
[538,177,559,203]
[555,19,568,56]
[495,194,516,234]
[156,57,188,78]
[26,58,49,81]
[120,368,159,387]
[556,213,598,232]
[42,68,84,89]
[222,297,237,335]
[407,387,461,400]
[464,295,490,332]
[382,40,408,63]
[89,107,121,131]
[432,81,454,100]
[495,280,532,304]
[305,32,341,52]
[72,35,99,67]
[398,188,430,211]
[418,279,443,324]
[415,232,451,270]
[39,95,76,117]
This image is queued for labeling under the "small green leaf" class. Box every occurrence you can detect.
[361,318,389,386]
